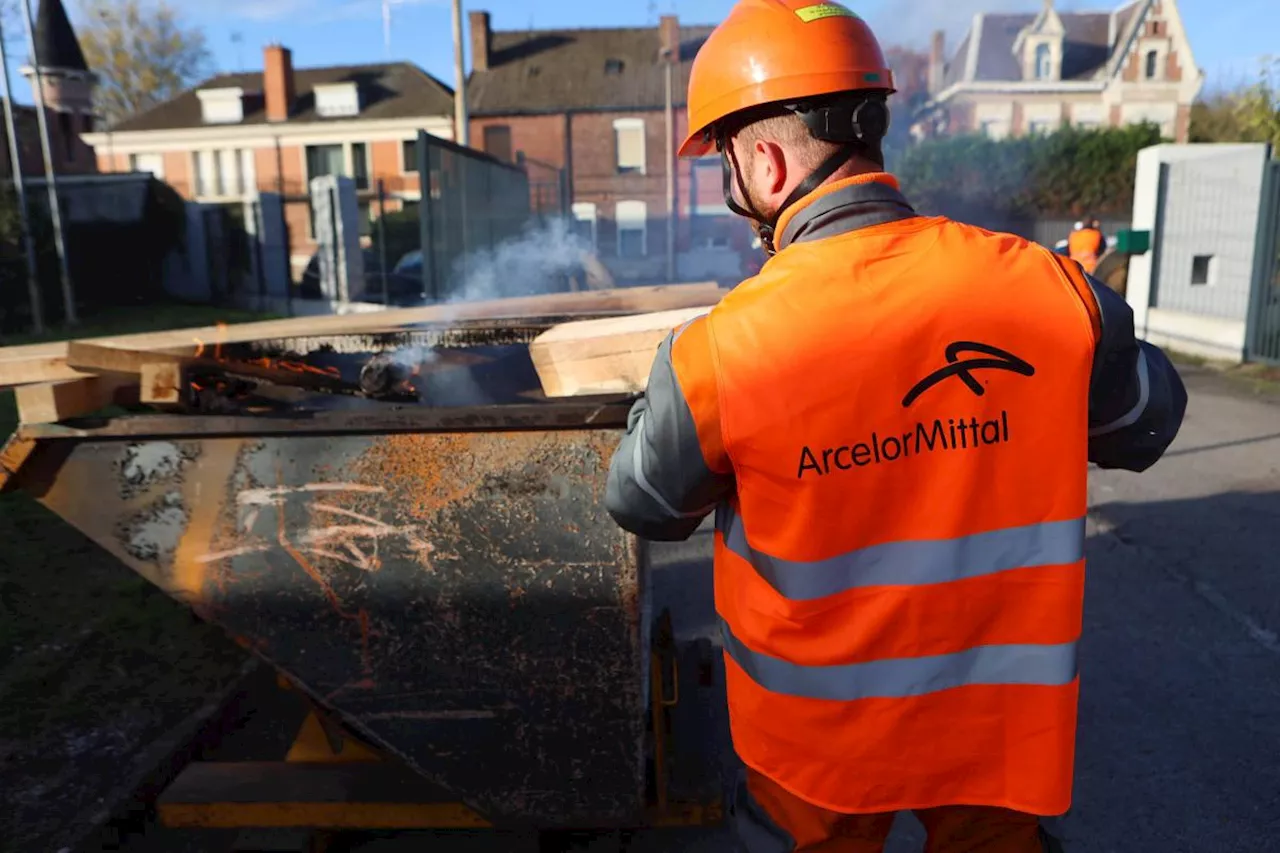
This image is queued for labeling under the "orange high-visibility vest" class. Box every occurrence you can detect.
[1068,228,1104,274]
[691,205,1100,816]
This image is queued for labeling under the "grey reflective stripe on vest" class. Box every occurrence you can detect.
[776,180,918,251]
[721,617,1079,701]
[717,505,1085,601]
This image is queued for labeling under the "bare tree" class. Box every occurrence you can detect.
[75,0,212,125]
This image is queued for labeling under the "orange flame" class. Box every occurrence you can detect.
[192,337,205,358]
[214,322,228,359]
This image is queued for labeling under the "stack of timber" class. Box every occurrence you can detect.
[0,283,729,425]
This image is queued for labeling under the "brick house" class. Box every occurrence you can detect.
[1,0,99,179]
[84,45,455,279]
[917,0,1203,143]
[465,11,753,284]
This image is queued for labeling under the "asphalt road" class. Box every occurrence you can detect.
[106,364,1280,853]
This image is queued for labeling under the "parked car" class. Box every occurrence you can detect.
[298,248,426,305]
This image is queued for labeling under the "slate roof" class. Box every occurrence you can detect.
[34,0,89,73]
[467,25,715,115]
[109,62,454,133]
[941,0,1149,90]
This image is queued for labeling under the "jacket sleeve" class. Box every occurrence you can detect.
[1083,274,1188,472]
[604,315,734,541]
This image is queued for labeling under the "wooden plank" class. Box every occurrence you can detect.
[0,434,36,490]
[529,306,714,398]
[66,341,186,375]
[141,362,184,405]
[13,374,140,425]
[0,283,728,388]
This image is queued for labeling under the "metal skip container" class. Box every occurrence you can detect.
[3,324,656,829]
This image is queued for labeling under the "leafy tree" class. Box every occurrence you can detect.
[75,0,212,125]
[1237,56,1280,151]
[895,122,1163,219]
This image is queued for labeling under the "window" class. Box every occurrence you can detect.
[572,202,598,250]
[1191,254,1214,286]
[306,144,345,182]
[315,83,361,118]
[352,142,369,191]
[1145,50,1160,80]
[483,125,513,163]
[240,149,257,195]
[196,88,246,124]
[979,119,1007,140]
[616,200,647,258]
[131,153,165,179]
[613,118,645,174]
[1034,43,1052,80]
[196,150,217,196]
[217,148,241,196]
[58,112,74,160]
[605,58,624,75]
[1028,119,1054,136]
[402,139,419,174]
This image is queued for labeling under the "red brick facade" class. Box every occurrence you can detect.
[471,108,752,277]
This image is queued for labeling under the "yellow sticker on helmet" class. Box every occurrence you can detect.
[794,3,858,22]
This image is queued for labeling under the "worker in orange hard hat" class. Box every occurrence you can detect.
[604,1,1186,852]
[1068,217,1107,275]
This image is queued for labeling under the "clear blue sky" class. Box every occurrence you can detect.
[7,0,1278,104]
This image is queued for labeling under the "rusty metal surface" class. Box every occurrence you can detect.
[16,424,651,828]
[17,401,633,441]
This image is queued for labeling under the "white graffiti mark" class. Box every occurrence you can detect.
[200,483,433,574]
[236,483,385,506]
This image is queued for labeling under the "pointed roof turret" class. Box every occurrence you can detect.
[33,0,89,73]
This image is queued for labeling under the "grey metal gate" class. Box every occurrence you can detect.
[1246,159,1280,364]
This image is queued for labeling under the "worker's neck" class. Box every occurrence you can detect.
[827,155,888,183]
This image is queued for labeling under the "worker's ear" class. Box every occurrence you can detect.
[749,139,789,197]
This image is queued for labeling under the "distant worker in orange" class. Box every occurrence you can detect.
[1068,217,1107,274]
[604,1,1187,851]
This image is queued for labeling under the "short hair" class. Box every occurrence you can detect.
[735,112,839,171]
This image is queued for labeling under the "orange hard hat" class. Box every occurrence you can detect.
[679,0,896,158]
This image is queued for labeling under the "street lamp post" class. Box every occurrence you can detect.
[20,0,76,325]
[0,16,44,333]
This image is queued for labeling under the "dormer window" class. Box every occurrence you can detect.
[605,58,624,75]
[196,87,246,124]
[1035,44,1052,79]
[315,82,361,118]
[1145,50,1160,80]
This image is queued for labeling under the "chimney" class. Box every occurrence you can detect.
[928,30,945,96]
[263,44,295,123]
[470,11,491,72]
[659,14,679,61]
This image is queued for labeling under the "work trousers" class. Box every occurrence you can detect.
[732,768,1056,853]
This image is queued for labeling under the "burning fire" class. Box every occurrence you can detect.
[182,322,344,407]
[244,357,342,379]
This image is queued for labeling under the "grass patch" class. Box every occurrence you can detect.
[0,301,261,851]
[1167,348,1280,400]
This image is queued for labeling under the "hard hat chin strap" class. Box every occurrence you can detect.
[720,139,859,256]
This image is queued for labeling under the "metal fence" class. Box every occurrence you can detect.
[1246,158,1280,364]
[407,130,536,303]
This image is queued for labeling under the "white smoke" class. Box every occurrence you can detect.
[375,218,597,404]
[443,217,595,306]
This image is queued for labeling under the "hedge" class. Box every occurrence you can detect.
[889,122,1164,219]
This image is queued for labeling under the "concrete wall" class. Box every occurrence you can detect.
[1126,143,1272,362]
